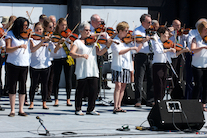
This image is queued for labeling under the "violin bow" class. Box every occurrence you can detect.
[155,39,178,78]
[64,13,69,20]
[23,30,32,54]
[0,23,13,41]
[87,31,102,56]
[157,12,160,24]
[62,21,80,45]
[26,7,34,25]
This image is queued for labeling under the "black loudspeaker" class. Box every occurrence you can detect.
[122,83,136,105]
[147,100,205,130]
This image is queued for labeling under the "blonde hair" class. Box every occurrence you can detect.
[197,21,207,35]
[116,21,129,33]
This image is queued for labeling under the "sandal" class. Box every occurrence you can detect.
[117,108,127,113]
[8,113,15,117]
[113,108,118,114]
[18,112,28,116]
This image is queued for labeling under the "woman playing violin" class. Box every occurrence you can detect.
[70,21,112,115]
[151,27,189,102]
[191,21,207,111]
[28,22,51,110]
[52,18,74,107]
[111,21,142,114]
[43,17,55,102]
[5,17,30,117]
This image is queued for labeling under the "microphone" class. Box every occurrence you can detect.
[36,116,43,121]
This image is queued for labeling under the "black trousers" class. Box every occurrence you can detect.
[75,77,98,112]
[153,63,167,101]
[192,66,207,104]
[7,63,28,94]
[171,54,185,86]
[53,58,73,100]
[29,66,50,102]
[47,61,54,99]
[134,53,154,104]
[185,53,194,99]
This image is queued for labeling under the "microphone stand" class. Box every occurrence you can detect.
[38,119,50,136]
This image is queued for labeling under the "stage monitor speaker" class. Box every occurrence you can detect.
[122,83,136,105]
[147,100,205,131]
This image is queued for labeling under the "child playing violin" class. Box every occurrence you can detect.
[28,22,51,110]
[52,18,74,107]
[151,26,190,102]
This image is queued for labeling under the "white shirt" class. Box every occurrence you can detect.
[73,39,99,80]
[111,35,136,71]
[30,39,52,69]
[187,29,199,49]
[5,31,30,66]
[192,35,207,68]
[134,25,152,54]
[152,39,176,64]
[52,37,71,59]
[0,39,5,53]
[169,31,188,48]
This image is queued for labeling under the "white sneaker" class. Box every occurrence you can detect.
[86,110,100,115]
[75,110,84,116]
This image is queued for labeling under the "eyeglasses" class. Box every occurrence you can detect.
[84,29,91,32]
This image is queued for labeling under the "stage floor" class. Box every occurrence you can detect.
[0,82,207,138]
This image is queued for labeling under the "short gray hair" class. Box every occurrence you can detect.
[140,14,151,23]
[195,18,207,29]
[152,20,159,25]
[79,21,90,33]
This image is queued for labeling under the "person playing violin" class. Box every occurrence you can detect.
[49,15,56,31]
[28,22,51,110]
[152,27,190,102]
[151,20,160,31]
[169,19,188,90]
[185,18,207,99]
[90,14,112,90]
[70,21,112,115]
[43,17,55,102]
[111,21,142,114]
[52,18,74,107]
[191,21,207,111]
[5,17,30,117]
[133,14,154,108]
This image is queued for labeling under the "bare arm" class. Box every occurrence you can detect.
[6,38,27,53]
[69,44,88,59]
[191,37,207,53]
[30,36,50,53]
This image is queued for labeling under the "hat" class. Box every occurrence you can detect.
[1,16,9,24]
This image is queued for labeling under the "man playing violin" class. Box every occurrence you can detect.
[134,14,154,107]
[90,14,111,90]
[169,19,188,94]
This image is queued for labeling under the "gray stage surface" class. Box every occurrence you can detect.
[0,82,207,138]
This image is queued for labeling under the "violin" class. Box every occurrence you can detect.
[177,28,191,36]
[203,36,207,43]
[20,28,32,39]
[61,28,72,38]
[85,35,119,45]
[51,35,71,44]
[163,40,184,51]
[122,34,147,44]
[0,28,5,38]
[31,32,45,40]
[69,33,78,41]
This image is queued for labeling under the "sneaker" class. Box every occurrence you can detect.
[75,110,84,116]
[86,110,100,115]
